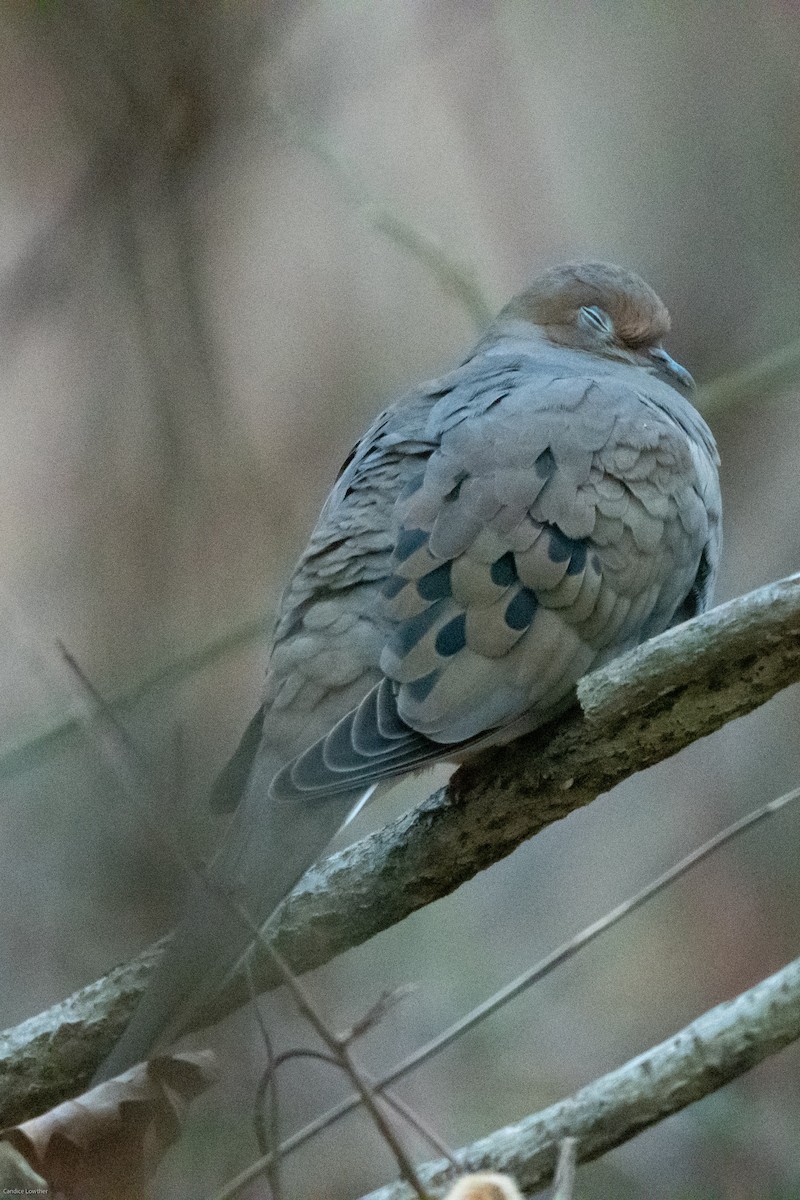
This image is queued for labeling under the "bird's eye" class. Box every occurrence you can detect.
[578,305,614,338]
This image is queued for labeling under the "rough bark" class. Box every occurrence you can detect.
[0,574,798,1125]
[358,955,800,1198]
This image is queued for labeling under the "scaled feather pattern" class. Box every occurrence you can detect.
[97,261,721,1080]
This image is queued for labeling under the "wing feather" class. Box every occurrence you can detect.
[269,363,720,803]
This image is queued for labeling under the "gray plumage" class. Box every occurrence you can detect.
[96,261,721,1080]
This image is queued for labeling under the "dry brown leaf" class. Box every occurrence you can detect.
[0,1050,218,1200]
[444,1173,524,1200]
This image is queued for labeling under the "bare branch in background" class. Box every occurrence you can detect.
[241,932,439,1197]
[249,1044,458,1178]
[0,574,798,1126]
[339,986,420,1049]
[698,336,800,414]
[356,956,800,1199]
[261,945,432,1200]
[211,781,800,1200]
[57,644,435,1200]
[5,1,281,457]
[0,616,268,788]
[245,963,282,1200]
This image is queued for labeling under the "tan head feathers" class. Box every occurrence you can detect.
[502,261,671,348]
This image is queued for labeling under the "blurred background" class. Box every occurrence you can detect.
[1,1,799,1196]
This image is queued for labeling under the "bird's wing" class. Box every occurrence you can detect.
[271,363,720,802]
[97,354,720,1081]
[209,355,529,811]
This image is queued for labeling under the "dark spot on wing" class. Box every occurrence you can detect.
[388,600,447,657]
[382,574,407,599]
[546,526,574,563]
[490,551,518,587]
[566,540,587,576]
[535,448,556,479]
[399,471,425,500]
[417,561,452,601]
[547,527,588,574]
[307,537,347,562]
[505,587,539,631]
[671,546,714,625]
[395,527,428,561]
[435,613,467,657]
[445,473,467,502]
[405,669,441,702]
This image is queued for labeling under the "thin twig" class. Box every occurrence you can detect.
[354,784,800,1088]
[273,1047,341,1071]
[0,614,268,789]
[245,964,282,1200]
[213,782,800,1198]
[334,988,458,1168]
[268,1048,459,1170]
[2,576,799,1131]
[340,985,419,1048]
[57,644,197,877]
[551,1138,577,1200]
[698,336,800,414]
[356,955,800,1199]
[260,941,432,1200]
[374,1087,459,1173]
[57,644,432,1200]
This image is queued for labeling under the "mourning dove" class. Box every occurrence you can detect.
[97,261,721,1079]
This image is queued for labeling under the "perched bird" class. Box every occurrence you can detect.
[97,261,721,1080]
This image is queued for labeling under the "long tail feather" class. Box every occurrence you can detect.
[94,748,366,1082]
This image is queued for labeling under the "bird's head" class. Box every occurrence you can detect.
[500,261,694,390]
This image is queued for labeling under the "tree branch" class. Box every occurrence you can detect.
[1,574,798,1125]
[0,616,269,787]
[356,954,800,1199]
[208,781,799,1200]
[697,336,800,414]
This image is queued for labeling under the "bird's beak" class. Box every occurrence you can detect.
[649,347,695,391]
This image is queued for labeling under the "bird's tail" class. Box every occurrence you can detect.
[93,747,365,1083]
